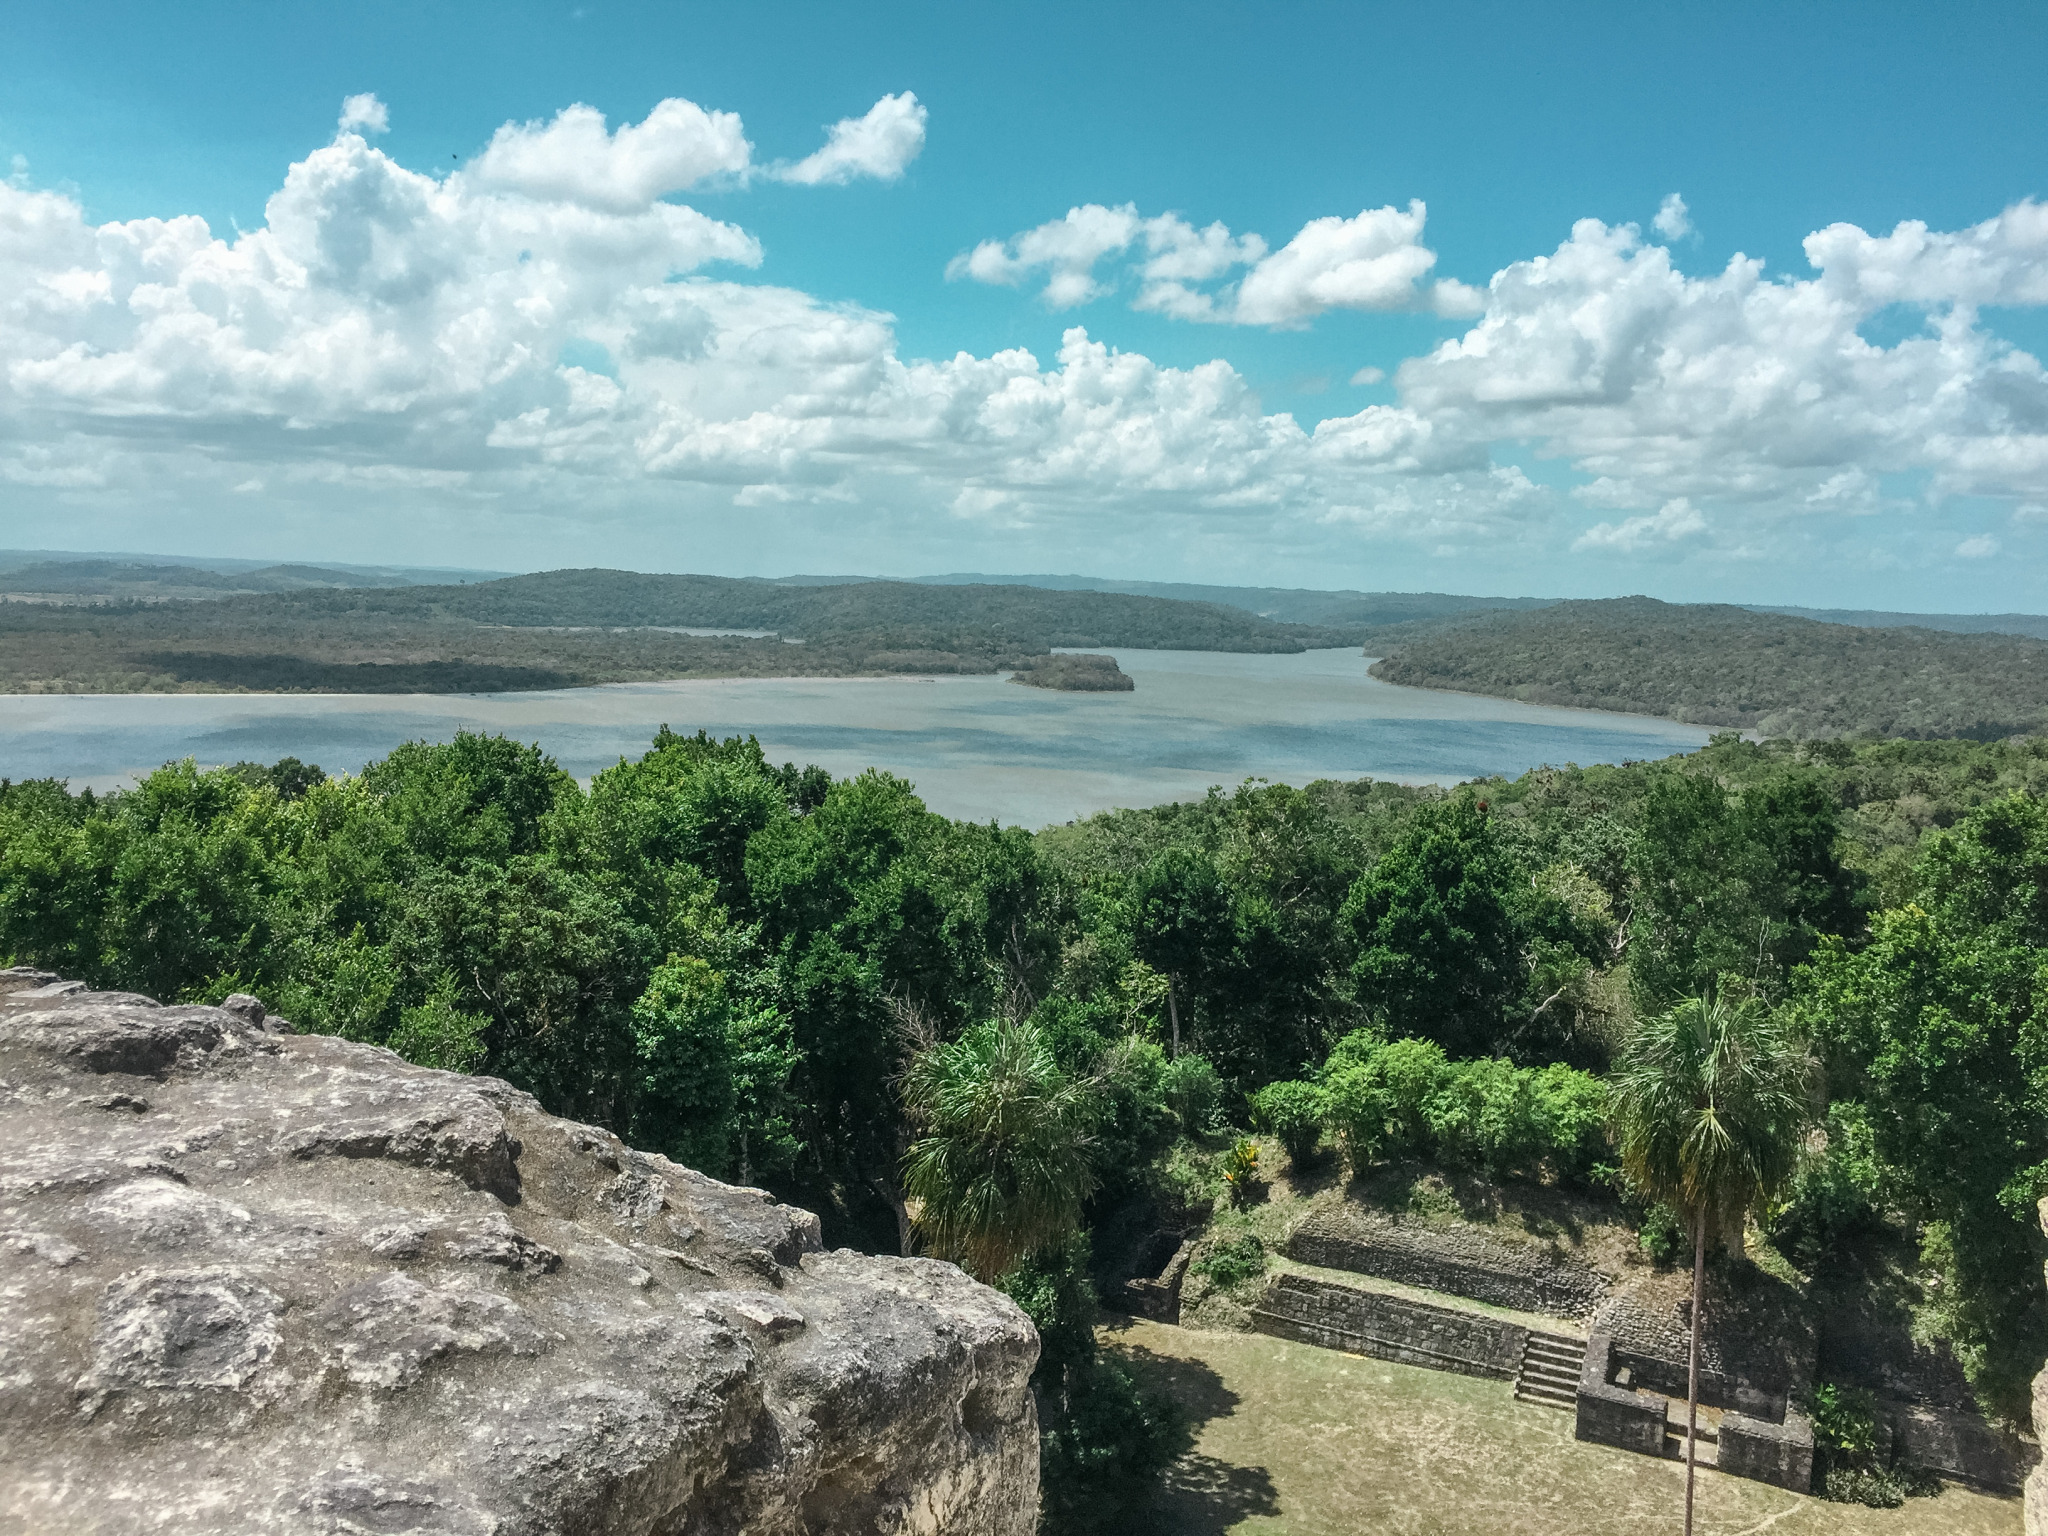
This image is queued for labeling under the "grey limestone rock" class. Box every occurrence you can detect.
[0,969,1040,1534]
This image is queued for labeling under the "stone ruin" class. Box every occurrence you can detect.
[0,970,1040,1534]
[1253,1195,2034,1496]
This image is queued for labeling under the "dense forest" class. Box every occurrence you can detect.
[0,569,1362,693]
[4,731,2047,1524]
[1369,596,2048,739]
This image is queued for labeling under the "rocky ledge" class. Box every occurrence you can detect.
[0,970,1039,1535]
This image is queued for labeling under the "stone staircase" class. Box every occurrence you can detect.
[1664,1402,1721,1469]
[1513,1330,1587,1410]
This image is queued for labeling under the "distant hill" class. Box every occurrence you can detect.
[889,573,1554,629]
[392,569,1364,650]
[870,572,2048,643]
[1368,597,2048,740]
[0,550,510,601]
[0,560,426,599]
[0,568,1360,694]
[1750,605,2048,642]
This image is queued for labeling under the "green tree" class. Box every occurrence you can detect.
[1130,847,1231,1056]
[1610,994,1816,1536]
[900,1018,1100,1280]
[1252,1079,1328,1167]
[1789,793,2048,1415]
[1629,769,1863,1008]
[361,732,574,869]
[586,730,787,919]
[1630,774,1762,1007]
[86,762,284,1001]
[1342,797,1520,1054]
[390,854,652,1125]
[1002,1237,1190,1536]
[629,955,740,1175]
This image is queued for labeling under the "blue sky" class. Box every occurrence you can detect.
[3,1,2046,606]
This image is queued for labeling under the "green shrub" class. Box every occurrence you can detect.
[1001,1235,1099,1380]
[1767,1101,1886,1272]
[1010,1236,1191,1536]
[1374,1037,1453,1152]
[1314,1032,1607,1183]
[1252,1079,1328,1168]
[1093,1037,1180,1203]
[1039,1356,1190,1535]
[1160,1052,1224,1135]
[1528,1063,1611,1184]
[1421,1055,1534,1172]
[1193,1232,1266,1291]
[1221,1138,1261,1205]
[1405,1175,1463,1218]
[1637,1201,1687,1264]
[1806,1382,1936,1508]
[1322,1060,1390,1168]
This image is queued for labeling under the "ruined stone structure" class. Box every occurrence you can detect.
[1253,1270,1535,1380]
[1285,1206,1609,1318]
[0,971,1041,1535]
[1572,1327,1816,1491]
[1272,1199,2033,1497]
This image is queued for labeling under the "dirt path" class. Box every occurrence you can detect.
[1107,1319,2024,1536]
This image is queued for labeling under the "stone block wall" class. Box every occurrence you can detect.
[1572,1330,1669,1458]
[1890,1398,2036,1493]
[1252,1271,1528,1379]
[1593,1279,1816,1420]
[1286,1210,1607,1319]
[1720,1410,1815,1492]
[1123,1238,1195,1322]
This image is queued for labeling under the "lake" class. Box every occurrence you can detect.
[0,649,1712,827]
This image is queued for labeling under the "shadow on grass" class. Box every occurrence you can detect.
[1154,1453,1281,1534]
[1100,1329,1280,1533]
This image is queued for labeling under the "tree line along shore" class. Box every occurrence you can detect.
[3,728,2045,1524]
[5,569,2048,739]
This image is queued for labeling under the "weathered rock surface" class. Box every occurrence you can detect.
[0,970,1039,1535]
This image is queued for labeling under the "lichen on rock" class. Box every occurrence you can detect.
[0,967,1040,1534]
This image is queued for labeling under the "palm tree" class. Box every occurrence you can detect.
[1610,993,1817,1536]
[900,1019,1100,1281]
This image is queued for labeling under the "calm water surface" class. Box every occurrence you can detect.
[0,650,1710,826]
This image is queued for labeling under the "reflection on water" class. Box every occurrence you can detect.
[0,649,1712,827]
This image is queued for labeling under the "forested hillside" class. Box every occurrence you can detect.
[0,569,1362,693]
[1369,597,2048,739]
[903,572,1556,628]
[5,730,2047,1522]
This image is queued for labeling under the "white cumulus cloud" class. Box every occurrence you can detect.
[4,105,2048,582]
[1653,193,1691,242]
[1234,203,1481,325]
[948,203,1145,308]
[1371,206,2048,519]
[338,94,389,137]
[470,98,753,211]
[1955,533,2001,558]
[954,199,1476,324]
[1573,498,1709,552]
[771,92,927,185]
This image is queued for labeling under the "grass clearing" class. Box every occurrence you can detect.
[1107,1318,2023,1536]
